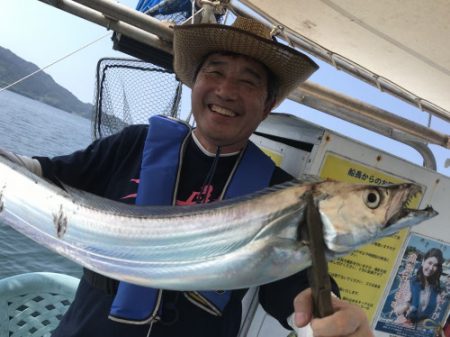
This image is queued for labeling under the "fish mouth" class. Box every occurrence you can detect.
[385,183,438,228]
[386,205,437,227]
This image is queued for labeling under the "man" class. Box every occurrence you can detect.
[5,16,374,337]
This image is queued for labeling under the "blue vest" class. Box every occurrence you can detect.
[109,115,275,324]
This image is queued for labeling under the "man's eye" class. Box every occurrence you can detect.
[206,70,222,76]
[240,79,258,87]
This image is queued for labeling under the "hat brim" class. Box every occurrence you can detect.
[173,24,318,105]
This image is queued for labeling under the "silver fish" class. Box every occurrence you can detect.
[0,156,437,290]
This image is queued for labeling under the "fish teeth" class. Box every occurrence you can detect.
[405,188,419,209]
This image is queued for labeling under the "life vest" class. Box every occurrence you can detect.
[109,115,275,324]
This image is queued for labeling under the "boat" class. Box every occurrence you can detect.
[1,1,450,336]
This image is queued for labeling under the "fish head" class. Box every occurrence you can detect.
[314,181,438,254]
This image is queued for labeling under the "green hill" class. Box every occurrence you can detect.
[0,46,93,118]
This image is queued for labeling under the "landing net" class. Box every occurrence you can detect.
[92,58,182,139]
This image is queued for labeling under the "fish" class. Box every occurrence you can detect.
[0,155,437,290]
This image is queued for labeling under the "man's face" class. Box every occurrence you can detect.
[191,53,274,153]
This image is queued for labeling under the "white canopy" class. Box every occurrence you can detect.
[241,0,450,120]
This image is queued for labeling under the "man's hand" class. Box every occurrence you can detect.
[293,288,375,337]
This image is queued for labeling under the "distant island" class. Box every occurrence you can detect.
[0,46,93,118]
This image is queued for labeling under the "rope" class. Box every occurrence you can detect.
[0,32,111,94]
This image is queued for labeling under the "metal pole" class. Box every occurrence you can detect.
[71,0,173,41]
[38,0,172,53]
[291,82,450,149]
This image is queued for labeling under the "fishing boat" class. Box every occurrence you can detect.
[1,1,450,337]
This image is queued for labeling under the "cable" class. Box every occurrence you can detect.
[0,32,111,93]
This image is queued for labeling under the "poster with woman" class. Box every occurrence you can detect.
[375,233,450,337]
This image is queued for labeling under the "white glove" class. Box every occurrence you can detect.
[287,313,313,337]
[0,148,42,177]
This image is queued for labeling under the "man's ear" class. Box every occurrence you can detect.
[263,98,276,119]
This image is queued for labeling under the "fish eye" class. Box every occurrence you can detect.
[363,189,382,209]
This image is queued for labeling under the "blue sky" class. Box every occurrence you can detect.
[1,0,449,176]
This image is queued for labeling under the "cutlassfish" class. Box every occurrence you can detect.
[0,156,437,290]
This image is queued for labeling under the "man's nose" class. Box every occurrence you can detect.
[215,78,239,100]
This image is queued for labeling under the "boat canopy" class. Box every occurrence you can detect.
[239,0,450,122]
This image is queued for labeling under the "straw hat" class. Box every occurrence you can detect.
[173,16,318,106]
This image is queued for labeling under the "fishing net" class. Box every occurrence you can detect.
[92,58,182,139]
[96,1,227,139]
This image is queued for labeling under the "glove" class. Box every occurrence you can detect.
[0,148,42,177]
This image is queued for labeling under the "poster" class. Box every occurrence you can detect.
[319,153,423,321]
[375,234,450,337]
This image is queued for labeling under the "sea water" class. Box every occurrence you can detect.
[0,90,92,279]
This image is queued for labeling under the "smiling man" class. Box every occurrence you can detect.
[190,53,273,154]
[18,16,375,337]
